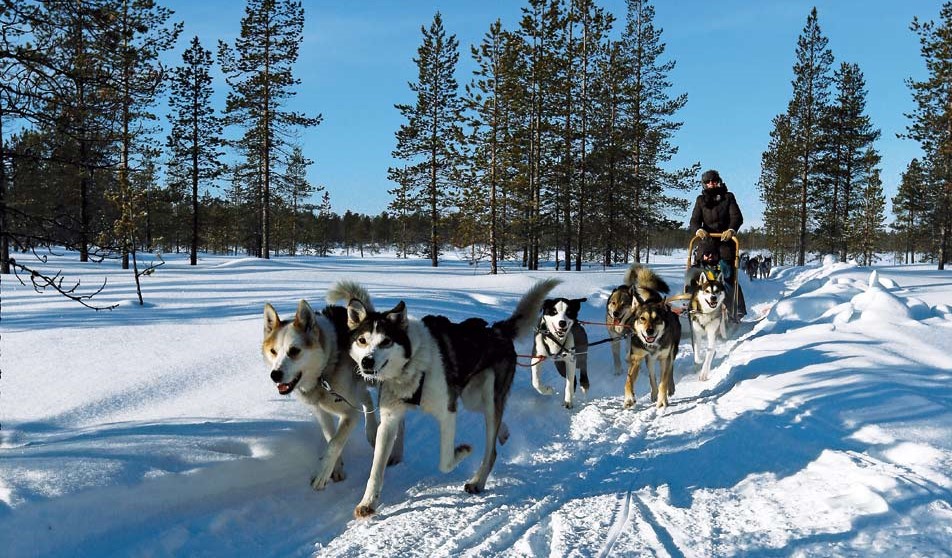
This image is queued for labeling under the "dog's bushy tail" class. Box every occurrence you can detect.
[326,280,374,312]
[494,278,560,340]
[624,264,670,295]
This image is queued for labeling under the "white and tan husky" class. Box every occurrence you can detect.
[342,278,559,518]
[690,272,728,381]
[262,282,386,491]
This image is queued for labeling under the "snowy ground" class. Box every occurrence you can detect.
[1,250,951,557]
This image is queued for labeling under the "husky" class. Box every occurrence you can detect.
[624,298,681,410]
[689,272,728,381]
[759,255,772,279]
[745,254,761,281]
[345,278,559,518]
[531,297,589,409]
[262,285,384,491]
[606,265,670,376]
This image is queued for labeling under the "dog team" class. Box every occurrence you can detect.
[261,262,735,518]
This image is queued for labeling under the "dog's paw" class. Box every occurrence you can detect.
[534,384,555,396]
[623,397,634,409]
[656,397,669,409]
[354,505,376,519]
[464,482,483,494]
[563,400,573,409]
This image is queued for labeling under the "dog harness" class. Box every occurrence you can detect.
[536,319,575,361]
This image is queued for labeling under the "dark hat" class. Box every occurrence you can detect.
[701,169,722,185]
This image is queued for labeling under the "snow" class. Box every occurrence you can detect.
[1,250,951,557]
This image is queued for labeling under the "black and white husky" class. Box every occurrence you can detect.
[344,278,559,518]
[262,282,383,491]
[690,272,727,381]
[531,297,589,409]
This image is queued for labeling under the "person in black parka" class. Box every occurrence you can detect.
[689,169,746,320]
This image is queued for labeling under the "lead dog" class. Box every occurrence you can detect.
[345,278,559,518]
[531,297,589,409]
[690,272,728,381]
[262,283,383,491]
[606,265,670,376]
[624,296,681,410]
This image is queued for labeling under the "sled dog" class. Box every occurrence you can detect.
[606,265,670,376]
[346,279,559,518]
[759,256,772,279]
[624,296,681,410]
[690,272,728,381]
[531,297,589,409]
[262,283,382,491]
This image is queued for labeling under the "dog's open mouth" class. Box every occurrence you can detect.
[706,298,719,308]
[276,372,302,395]
[642,334,657,344]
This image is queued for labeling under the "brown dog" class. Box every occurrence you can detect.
[624,300,681,409]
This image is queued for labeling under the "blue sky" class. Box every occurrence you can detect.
[163,0,936,228]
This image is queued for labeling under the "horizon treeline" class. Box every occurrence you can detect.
[1,1,950,292]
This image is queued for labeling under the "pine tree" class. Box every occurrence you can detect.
[390,11,463,267]
[465,19,523,274]
[167,35,221,266]
[850,167,885,265]
[218,0,321,259]
[275,146,320,255]
[815,62,880,261]
[759,114,800,265]
[30,1,125,263]
[891,158,931,263]
[617,0,694,263]
[904,2,952,269]
[788,7,834,265]
[386,165,419,259]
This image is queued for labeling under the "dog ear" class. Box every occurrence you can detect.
[386,301,408,328]
[698,273,709,285]
[264,303,280,336]
[293,300,315,333]
[347,298,369,330]
[632,289,646,306]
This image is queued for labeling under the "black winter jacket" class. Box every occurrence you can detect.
[689,186,743,235]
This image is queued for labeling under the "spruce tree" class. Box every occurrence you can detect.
[390,11,463,267]
[904,2,952,269]
[218,0,321,259]
[167,36,223,266]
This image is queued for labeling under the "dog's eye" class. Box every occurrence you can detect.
[270,348,277,356]
[546,308,557,315]
[356,336,367,346]
[288,347,300,358]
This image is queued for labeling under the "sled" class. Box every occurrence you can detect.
[685,232,742,322]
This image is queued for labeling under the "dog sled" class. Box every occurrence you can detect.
[666,232,744,324]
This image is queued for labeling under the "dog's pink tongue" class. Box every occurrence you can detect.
[277,383,293,395]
